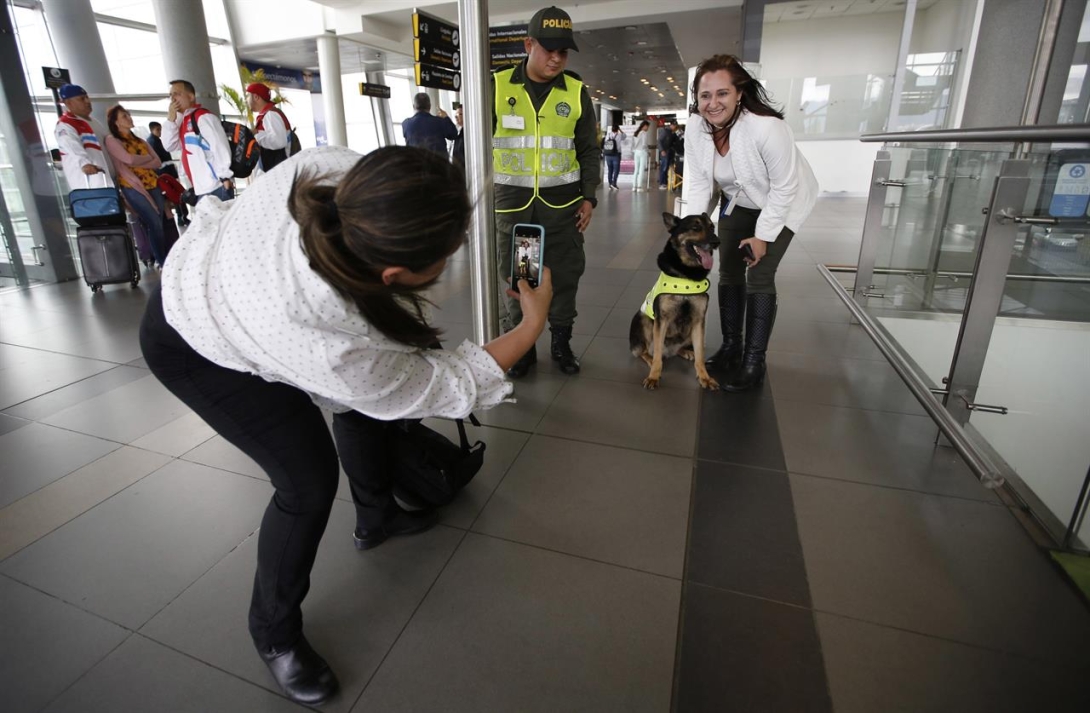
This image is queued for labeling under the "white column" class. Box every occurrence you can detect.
[41,0,114,122]
[150,0,219,108]
[318,32,347,147]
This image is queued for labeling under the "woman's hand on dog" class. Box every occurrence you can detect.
[740,237,766,266]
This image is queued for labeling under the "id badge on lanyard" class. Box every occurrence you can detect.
[501,96,525,130]
[720,191,736,219]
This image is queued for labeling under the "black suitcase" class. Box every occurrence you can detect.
[77,225,140,293]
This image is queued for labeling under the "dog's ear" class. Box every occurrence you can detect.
[662,212,679,230]
[701,212,710,221]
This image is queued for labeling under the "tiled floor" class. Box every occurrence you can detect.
[1,186,1088,712]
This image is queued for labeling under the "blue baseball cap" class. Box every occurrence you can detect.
[58,84,87,101]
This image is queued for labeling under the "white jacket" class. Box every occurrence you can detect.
[161,105,233,196]
[254,106,289,151]
[682,110,818,242]
[55,114,114,191]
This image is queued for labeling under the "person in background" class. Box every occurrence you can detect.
[656,119,675,189]
[247,82,293,173]
[686,54,818,391]
[161,79,234,203]
[104,105,166,268]
[451,103,465,170]
[631,120,650,191]
[402,93,458,156]
[140,145,551,706]
[54,84,114,192]
[491,5,600,377]
[602,123,623,190]
[148,121,189,226]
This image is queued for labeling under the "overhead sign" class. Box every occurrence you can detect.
[489,24,528,70]
[42,66,71,89]
[413,9,459,50]
[415,64,461,92]
[359,82,391,99]
[1049,163,1090,217]
[414,38,461,71]
[412,9,461,91]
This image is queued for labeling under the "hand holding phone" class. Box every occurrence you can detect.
[511,223,545,293]
[740,242,756,263]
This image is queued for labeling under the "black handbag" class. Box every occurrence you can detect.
[390,414,485,508]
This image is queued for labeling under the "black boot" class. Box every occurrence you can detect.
[706,284,746,372]
[257,634,339,705]
[550,325,581,375]
[722,293,776,392]
[506,344,537,378]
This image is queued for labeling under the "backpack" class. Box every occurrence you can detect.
[188,109,261,179]
[255,106,301,172]
[603,134,618,153]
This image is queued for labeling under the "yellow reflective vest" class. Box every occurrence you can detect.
[493,66,584,211]
[641,273,711,320]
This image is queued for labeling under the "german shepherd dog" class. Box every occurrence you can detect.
[629,212,720,390]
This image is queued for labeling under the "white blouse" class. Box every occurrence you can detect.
[712,151,760,210]
[160,146,513,420]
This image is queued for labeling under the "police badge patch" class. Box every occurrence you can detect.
[556,102,572,118]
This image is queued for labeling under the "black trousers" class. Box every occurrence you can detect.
[139,287,394,650]
[717,203,794,295]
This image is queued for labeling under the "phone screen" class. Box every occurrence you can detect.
[511,224,544,291]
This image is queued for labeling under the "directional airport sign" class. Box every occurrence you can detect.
[359,82,391,99]
[488,24,528,70]
[414,63,461,92]
[413,9,459,50]
[414,38,460,71]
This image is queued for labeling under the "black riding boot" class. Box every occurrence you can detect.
[506,344,537,378]
[705,284,746,372]
[550,325,581,375]
[722,293,776,392]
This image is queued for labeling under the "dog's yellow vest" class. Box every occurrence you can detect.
[641,273,711,320]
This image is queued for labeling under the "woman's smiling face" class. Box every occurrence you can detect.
[697,70,740,128]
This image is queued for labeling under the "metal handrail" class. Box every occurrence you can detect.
[816,265,1007,490]
[860,124,1090,143]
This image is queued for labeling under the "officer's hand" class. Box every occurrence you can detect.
[575,200,593,233]
[81,164,102,175]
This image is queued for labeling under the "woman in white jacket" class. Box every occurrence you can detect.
[631,120,651,191]
[684,54,818,391]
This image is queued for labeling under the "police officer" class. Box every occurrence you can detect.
[493,6,600,377]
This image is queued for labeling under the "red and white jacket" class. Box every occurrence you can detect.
[55,113,114,191]
[161,104,233,196]
[254,105,290,152]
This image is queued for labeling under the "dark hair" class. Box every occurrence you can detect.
[289,146,470,348]
[149,121,161,131]
[169,79,196,95]
[106,104,129,140]
[689,55,782,138]
[413,92,431,112]
[610,123,621,133]
[635,120,650,136]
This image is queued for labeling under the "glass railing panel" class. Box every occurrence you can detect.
[969,259,1090,549]
[763,74,894,140]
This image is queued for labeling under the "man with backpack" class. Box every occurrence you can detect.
[161,79,234,202]
[246,82,296,174]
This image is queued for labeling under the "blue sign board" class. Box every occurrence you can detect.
[1049,162,1090,217]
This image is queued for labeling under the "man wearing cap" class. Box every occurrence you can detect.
[247,82,293,173]
[402,93,458,157]
[492,5,600,378]
[54,84,114,192]
[161,79,234,203]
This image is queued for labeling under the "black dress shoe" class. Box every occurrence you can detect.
[258,634,339,705]
[353,505,438,550]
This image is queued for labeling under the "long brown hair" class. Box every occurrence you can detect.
[689,55,783,139]
[290,146,470,348]
[106,104,130,140]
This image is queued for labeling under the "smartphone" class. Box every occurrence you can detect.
[740,242,756,262]
[511,223,546,292]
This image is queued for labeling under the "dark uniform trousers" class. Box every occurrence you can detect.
[717,203,795,294]
[496,198,586,332]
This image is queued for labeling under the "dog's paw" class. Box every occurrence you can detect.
[678,348,695,361]
[699,375,720,391]
[643,376,660,390]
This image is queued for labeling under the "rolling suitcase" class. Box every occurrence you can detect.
[69,174,126,228]
[77,225,140,293]
[130,217,153,266]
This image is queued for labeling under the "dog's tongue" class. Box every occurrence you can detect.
[694,245,714,270]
